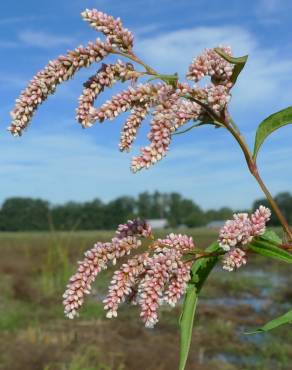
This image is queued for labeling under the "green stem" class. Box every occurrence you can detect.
[172,123,203,136]
[111,49,178,86]
[108,50,292,240]
[224,111,292,241]
[112,49,158,75]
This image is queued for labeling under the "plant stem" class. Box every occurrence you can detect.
[105,50,292,240]
[112,49,158,75]
[224,111,292,241]
[112,49,179,86]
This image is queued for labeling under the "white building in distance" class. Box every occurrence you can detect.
[146,219,168,229]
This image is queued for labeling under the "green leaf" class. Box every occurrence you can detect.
[253,106,292,160]
[261,229,282,244]
[214,48,248,84]
[147,73,178,87]
[179,286,198,370]
[249,237,292,264]
[179,242,220,370]
[246,309,292,334]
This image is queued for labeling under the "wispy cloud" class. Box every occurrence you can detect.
[136,25,254,74]
[136,25,292,119]
[0,73,28,88]
[0,40,18,48]
[18,30,75,48]
[257,0,292,13]
[0,16,37,26]
[1,122,291,209]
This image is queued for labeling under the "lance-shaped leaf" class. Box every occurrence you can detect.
[253,106,292,160]
[214,48,248,84]
[246,309,292,334]
[249,236,292,264]
[179,242,220,370]
[260,229,282,244]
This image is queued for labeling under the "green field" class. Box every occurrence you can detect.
[0,228,291,370]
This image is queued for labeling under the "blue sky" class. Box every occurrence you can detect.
[0,0,292,210]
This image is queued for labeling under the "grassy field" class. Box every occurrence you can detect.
[0,228,291,370]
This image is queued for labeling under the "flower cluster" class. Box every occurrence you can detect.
[205,85,231,114]
[131,84,202,172]
[63,218,151,319]
[104,252,149,318]
[8,39,112,136]
[8,9,134,136]
[119,105,150,151]
[115,218,153,239]
[222,248,247,272]
[8,8,236,173]
[81,9,134,52]
[137,234,193,327]
[88,82,163,124]
[77,60,141,127]
[219,206,271,271]
[63,221,194,328]
[187,46,234,87]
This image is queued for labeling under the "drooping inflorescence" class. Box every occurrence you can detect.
[81,9,134,52]
[63,220,194,327]
[76,60,141,127]
[63,218,152,319]
[222,248,247,272]
[64,206,271,325]
[8,8,236,173]
[219,206,271,271]
[137,233,193,327]
[186,46,234,87]
[8,39,112,136]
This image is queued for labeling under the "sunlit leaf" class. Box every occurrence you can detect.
[260,229,282,244]
[246,309,292,334]
[179,242,220,370]
[253,106,292,160]
[249,236,292,264]
[214,48,248,84]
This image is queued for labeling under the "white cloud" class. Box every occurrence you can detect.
[0,73,28,88]
[136,26,254,74]
[18,30,75,48]
[257,0,292,14]
[2,20,292,210]
[1,121,291,209]
[135,25,292,118]
[0,40,19,48]
[0,16,37,25]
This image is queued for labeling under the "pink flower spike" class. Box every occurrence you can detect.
[119,106,149,152]
[222,248,247,272]
[8,39,112,136]
[116,218,152,239]
[76,61,139,127]
[219,206,271,252]
[137,248,175,328]
[137,234,194,327]
[88,83,162,124]
[81,9,134,52]
[103,252,149,319]
[219,213,253,251]
[63,234,141,319]
[187,46,234,87]
[164,260,192,307]
[251,205,271,236]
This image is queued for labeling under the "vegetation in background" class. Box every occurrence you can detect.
[0,229,291,370]
[1,191,292,231]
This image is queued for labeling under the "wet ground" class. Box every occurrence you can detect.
[0,229,291,370]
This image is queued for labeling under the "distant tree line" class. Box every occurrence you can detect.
[0,191,290,231]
